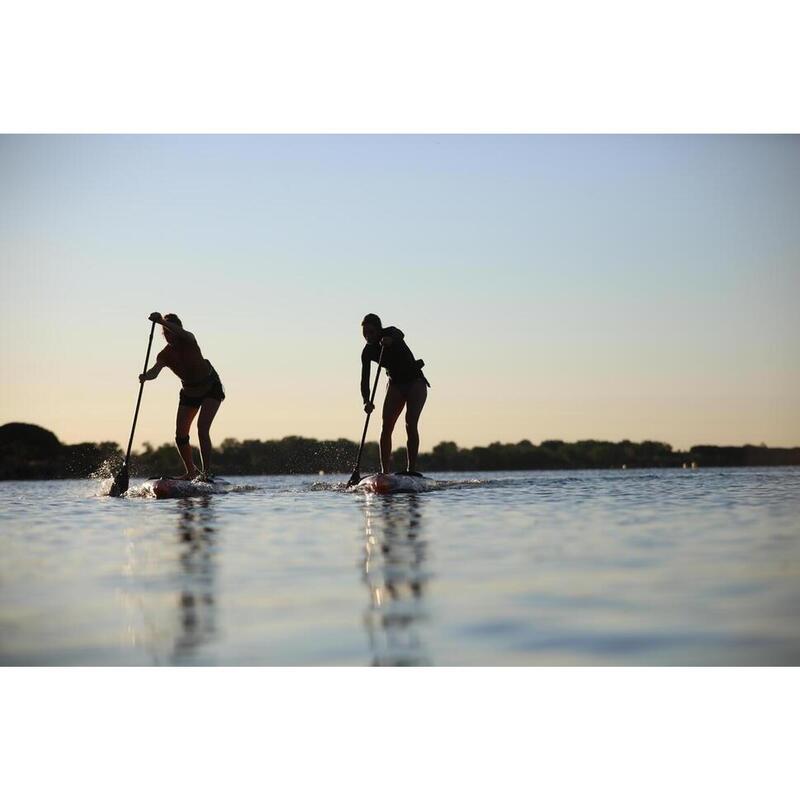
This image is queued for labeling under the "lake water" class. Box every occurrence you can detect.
[1,468,799,666]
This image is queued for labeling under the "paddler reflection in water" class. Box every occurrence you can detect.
[360,313,430,476]
[138,312,225,481]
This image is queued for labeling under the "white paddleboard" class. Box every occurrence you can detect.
[352,473,436,494]
[139,476,230,499]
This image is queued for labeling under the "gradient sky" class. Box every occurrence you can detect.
[1,135,798,450]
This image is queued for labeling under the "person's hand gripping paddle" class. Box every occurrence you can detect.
[109,320,156,497]
[346,345,384,488]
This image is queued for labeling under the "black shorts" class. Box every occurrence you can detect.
[179,376,226,408]
[389,377,428,400]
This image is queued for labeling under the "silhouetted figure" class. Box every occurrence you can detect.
[360,313,430,475]
[139,312,225,480]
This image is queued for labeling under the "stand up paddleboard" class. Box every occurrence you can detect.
[139,476,229,499]
[353,473,436,494]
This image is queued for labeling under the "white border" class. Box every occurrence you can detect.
[2,668,797,799]
[1,0,799,132]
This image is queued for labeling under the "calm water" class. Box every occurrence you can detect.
[1,468,799,666]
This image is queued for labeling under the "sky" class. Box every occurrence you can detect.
[1,135,798,451]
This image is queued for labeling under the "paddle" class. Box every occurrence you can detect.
[109,321,157,497]
[346,345,385,488]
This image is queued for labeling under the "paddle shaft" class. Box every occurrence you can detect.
[123,321,157,465]
[352,345,385,475]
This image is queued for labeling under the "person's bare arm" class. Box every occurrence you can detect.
[139,362,164,383]
[148,312,196,343]
[361,353,373,412]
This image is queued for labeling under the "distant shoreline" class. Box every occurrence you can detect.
[2,422,799,481]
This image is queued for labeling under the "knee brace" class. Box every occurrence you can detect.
[175,434,190,446]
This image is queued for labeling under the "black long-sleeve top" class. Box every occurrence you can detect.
[360,326,425,401]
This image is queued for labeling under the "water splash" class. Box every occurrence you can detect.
[88,457,121,481]
[87,458,123,497]
[93,477,116,497]
[310,480,349,492]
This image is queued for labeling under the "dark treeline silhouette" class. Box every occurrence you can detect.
[0,423,121,480]
[420,439,800,471]
[2,422,800,480]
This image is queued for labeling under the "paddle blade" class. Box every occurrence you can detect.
[109,464,129,497]
[345,470,361,488]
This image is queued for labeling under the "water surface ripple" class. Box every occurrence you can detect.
[1,468,798,665]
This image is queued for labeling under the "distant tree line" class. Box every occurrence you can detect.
[2,422,799,480]
[419,439,800,471]
[0,423,121,480]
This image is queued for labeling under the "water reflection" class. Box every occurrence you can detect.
[171,497,218,663]
[361,495,431,666]
[120,496,219,664]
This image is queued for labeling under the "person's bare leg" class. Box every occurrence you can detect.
[404,382,428,472]
[197,398,221,477]
[175,404,200,479]
[380,385,406,474]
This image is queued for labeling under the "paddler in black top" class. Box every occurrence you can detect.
[360,313,430,476]
[138,312,225,481]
